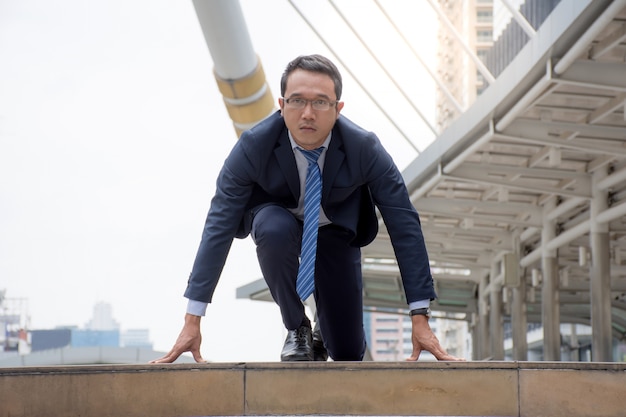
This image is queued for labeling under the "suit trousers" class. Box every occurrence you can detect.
[251,204,366,361]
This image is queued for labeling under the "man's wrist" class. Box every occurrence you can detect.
[408,299,430,318]
[185,312,202,323]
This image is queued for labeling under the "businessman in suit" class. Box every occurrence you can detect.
[152,54,462,363]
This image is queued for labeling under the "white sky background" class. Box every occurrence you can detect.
[0,0,439,362]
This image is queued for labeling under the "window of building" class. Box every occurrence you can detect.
[375,328,399,333]
[376,338,398,344]
[376,317,399,323]
[477,10,492,23]
[477,30,493,42]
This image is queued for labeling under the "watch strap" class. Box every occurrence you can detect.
[409,307,431,317]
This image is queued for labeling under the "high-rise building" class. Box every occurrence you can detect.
[366,308,470,361]
[436,0,494,131]
[85,301,120,331]
[366,309,408,361]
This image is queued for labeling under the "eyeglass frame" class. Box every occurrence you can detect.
[281,96,339,111]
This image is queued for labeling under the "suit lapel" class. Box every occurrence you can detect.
[274,130,300,201]
[322,128,345,204]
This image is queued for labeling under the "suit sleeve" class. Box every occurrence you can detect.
[184,139,256,303]
[360,133,437,304]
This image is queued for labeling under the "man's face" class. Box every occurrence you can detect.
[279,69,344,150]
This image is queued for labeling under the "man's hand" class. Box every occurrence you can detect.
[406,314,466,361]
[150,313,206,364]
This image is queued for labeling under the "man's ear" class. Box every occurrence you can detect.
[278,97,285,116]
[336,101,345,118]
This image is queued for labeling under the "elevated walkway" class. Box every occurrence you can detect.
[2,361,625,416]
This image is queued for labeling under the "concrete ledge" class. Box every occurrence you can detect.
[1,361,625,416]
[518,362,626,417]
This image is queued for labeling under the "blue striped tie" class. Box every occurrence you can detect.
[296,147,324,301]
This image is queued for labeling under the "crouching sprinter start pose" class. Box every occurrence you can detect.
[151,54,464,363]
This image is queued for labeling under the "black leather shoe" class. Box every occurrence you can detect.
[312,328,328,361]
[281,324,313,361]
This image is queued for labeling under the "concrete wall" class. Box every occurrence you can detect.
[1,361,625,416]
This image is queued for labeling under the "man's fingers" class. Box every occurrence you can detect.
[149,351,206,364]
[150,354,205,364]
[149,343,207,364]
[405,343,423,361]
[428,343,466,361]
[406,349,466,362]
[149,346,184,364]
[149,354,174,364]
[191,349,206,363]
[149,350,180,364]
[436,352,466,361]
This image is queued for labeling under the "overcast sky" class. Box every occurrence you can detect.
[0,0,438,362]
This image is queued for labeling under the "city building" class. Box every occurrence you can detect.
[436,0,495,131]
[121,328,153,349]
[365,308,470,361]
[0,290,29,354]
[0,295,156,365]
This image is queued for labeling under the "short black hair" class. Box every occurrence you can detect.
[280,54,342,100]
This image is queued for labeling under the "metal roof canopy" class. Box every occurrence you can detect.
[237,0,626,340]
[365,0,626,339]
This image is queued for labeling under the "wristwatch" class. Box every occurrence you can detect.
[409,307,431,317]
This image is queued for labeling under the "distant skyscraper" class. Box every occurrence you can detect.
[85,301,120,331]
[493,0,524,39]
[436,0,494,131]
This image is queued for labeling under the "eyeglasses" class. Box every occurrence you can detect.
[282,97,338,111]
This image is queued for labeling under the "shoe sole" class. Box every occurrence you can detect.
[280,354,313,361]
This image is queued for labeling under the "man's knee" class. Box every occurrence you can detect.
[328,339,366,361]
[252,205,300,246]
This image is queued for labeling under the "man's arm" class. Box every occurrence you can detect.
[355,133,463,361]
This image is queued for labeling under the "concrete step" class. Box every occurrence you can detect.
[1,361,625,417]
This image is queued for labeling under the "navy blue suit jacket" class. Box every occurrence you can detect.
[185,111,436,304]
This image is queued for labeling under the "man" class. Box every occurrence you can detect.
[152,54,462,363]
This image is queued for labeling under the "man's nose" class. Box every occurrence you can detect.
[302,102,316,117]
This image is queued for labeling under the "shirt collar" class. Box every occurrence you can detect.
[288,131,332,151]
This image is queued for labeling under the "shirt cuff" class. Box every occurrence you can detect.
[186,299,208,316]
[408,299,430,310]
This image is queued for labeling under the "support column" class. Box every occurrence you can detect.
[590,169,612,361]
[489,263,504,360]
[512,277,528,360]
[568,324,580,361]
[510,235,528,360]
[542,197,560,361]
[477,275,490,360]
[470,313,480,360]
